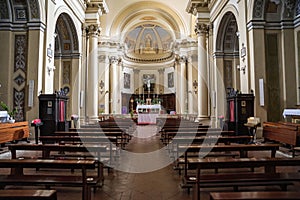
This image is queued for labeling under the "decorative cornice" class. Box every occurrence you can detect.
[124,52,174,63]
[186,0,210,15]
[86,0,109,14]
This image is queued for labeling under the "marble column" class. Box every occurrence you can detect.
[110,56,120,114]
[86,24,100,121]
[187,56,194,114]
[179,56,187,114]
[195,22,209,120]
[104,56,110,114]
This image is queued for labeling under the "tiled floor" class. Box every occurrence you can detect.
[0,124,300,200]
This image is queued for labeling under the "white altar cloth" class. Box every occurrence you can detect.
[282,109,300,118]
[138,113,159,124]
[136,104,161,112]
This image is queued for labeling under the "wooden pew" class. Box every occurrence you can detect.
[263,121,300,157]
[171,135,252,174]
[171,135,252,145]
[0,159,99,200]
[8,143,107,181]
[209,191,300,200]
[0,189,57,200]
[192,157,300,200]
[161,131,235,145]
[178,143,280,177]
[67,128,132,144]
[0,121,29,144]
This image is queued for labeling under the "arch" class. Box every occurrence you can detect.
[110,1,187,40]
[215,12,239,54]
[54,13,79,55]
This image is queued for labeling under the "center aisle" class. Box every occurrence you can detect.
[93,124,192,200]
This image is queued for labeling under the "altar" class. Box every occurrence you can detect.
[136,104,161,124]
[283,109,300,123]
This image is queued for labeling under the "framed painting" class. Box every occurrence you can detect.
[168,72,174,88]
[124,73,131,89]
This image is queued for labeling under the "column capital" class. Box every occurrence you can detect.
[86,24,101,36]
[109,56,121,65]
[158,68,165,73]
[133,69,140,73]
[180,55,187,63]
[194,22,209,36]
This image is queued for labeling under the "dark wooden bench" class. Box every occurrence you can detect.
[0,159,99,200]
[161,130,235,145]
[209,191,300,200]
[38,135,120,161]
[0,189,57,200]
[8,143,107,179]
[192,157,300,200]
[66,129,132,144]
[178,143,280,178]
[171,135,252,145]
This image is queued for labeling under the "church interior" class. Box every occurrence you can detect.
[1,0,300,199]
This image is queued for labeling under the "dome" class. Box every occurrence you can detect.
[123,23,174,63]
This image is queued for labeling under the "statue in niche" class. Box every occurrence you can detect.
[143,34,156,54]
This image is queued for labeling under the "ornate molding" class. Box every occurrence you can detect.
[194,22,209,36]
[86,24,101,36]
[283,0,296,18]
[252,0,264,19]
[109,56,122,65]
[179,55,187,63]
[186,0,210,15]
[28,0,40,19]
[86,0,109,14]
[0,0,9,20]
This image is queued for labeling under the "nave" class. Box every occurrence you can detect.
[1,123,300,200]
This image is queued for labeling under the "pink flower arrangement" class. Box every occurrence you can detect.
[31,118,43,126]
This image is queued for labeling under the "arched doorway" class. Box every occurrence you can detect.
[216,12,240,91]
[54,13,80,118]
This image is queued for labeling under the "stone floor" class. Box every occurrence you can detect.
[0,124,300,200]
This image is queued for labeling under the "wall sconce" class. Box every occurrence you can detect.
[193,80,198,94]
[237,64,246,74]
[99,80,104,94]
